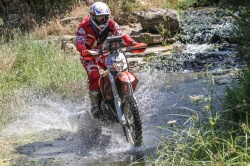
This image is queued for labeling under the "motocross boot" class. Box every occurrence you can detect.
[89,90,102,119]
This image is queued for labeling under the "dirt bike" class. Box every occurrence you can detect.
[83,36,147,147]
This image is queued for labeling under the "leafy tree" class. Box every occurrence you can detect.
[0,0,79,33]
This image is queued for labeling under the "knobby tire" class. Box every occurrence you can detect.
[122,96,142,147]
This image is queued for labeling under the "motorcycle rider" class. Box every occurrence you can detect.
[75,1,137,119]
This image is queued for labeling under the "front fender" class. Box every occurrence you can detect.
[117,71,139,92]
[117,71,135,82]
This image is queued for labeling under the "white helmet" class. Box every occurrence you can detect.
[89,2,111,31]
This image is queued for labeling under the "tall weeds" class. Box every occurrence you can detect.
[222,70,250,134]
[0,32,85,129]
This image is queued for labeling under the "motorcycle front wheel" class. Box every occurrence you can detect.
[122,95,142,147]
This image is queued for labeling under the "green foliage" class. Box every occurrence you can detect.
[233,13,250,65]
[222,70,250,131]
[0,0,78,18]
[154,128,250,165]
[177,0,219,9]
[219,0,250,136]
[219,0,250,66]
[157,17,171,41]
[121,0,139,12]
[195,0,219,6]
[219,0,249,8]
[177,0,196,10]
[0,0,79,34]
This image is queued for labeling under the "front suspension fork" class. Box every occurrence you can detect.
[108,71,125,125]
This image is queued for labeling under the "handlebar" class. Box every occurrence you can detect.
[81,49,109,57]
[81,42,147,57]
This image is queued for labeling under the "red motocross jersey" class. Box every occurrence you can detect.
[76,15,135,55]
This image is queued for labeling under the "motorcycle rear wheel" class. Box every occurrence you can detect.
[122,96,142,147]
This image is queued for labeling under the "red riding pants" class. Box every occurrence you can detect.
[80,56,106,91]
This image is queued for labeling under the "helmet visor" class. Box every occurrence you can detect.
[95,15,109,24]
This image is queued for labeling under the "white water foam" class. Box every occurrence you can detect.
[183,44,215,54]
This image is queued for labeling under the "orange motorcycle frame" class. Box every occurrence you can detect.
[98,71,139,101]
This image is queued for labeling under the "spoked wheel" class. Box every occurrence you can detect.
[122,96,142,147]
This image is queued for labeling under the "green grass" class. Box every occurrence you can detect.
[222,70,250,132]
[5,37,83,90]
[0,32,85,129]
[152,126,250,165]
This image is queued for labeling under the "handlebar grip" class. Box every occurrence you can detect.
[127,43,147,53]
[81,49,110,58]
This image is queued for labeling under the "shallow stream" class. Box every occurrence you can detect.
[0,6,241,166]
[0,68,234,166]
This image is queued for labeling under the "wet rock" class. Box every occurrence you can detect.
[178,7,235,45]
[120,23,142,36]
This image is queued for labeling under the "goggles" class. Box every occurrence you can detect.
[95,15,109,24]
